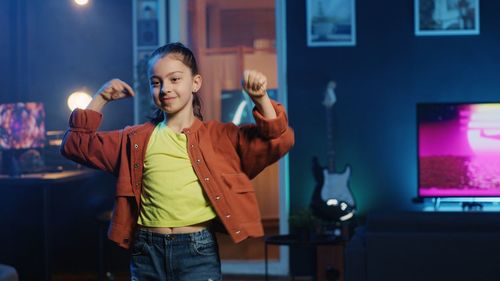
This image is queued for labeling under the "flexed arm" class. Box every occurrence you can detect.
[223,70,294,179]
[87,79,135,112]
[60,79,135,175]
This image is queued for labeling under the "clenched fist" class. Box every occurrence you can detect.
[97,79,135,102]
[242,70,268,99]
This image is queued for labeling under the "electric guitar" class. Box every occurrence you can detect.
[311,81,356,222]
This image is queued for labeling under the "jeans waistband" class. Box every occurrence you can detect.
[135,227,214,243]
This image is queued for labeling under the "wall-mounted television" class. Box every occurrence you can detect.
[418,102,500,198]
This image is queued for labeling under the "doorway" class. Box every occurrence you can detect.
[168,0,290,275]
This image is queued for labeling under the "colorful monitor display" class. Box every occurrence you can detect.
[0,102,46,150]
[418,103,500,197]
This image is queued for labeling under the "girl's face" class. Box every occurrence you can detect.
[149,54,201,118]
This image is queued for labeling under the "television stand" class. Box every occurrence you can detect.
[461,201,483,211]
[425,197,500,212]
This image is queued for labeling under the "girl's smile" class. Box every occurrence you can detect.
[160,94,177,102]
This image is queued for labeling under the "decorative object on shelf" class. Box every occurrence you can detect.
[311,81,356,222]
[415,0,480,36]
[18,149,45,174]
[289,208,321,238]
[306,0,356,47]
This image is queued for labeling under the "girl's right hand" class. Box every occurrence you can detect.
[96,79,135,101]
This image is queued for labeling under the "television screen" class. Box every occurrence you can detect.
[418,103,500,197]
[221,89,277,125]
[0,102,46,150]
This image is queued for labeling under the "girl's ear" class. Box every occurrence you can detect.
[193,74,202,93]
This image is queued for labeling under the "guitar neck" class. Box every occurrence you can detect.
[326,107,336,173]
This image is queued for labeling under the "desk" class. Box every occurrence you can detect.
[0,169,95,281]
[264,234,345,281]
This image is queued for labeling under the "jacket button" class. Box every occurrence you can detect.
[191,144,195,148]
[196,159,201,163]
[215,196,221,200]
[235,230,241,234]
[134,163,139,169]
[204,177,210,181]
[225,214,231,218]
[134,144,139,149]
[135,183,140,187]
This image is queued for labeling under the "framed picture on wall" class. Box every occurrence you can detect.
[306,0,356,47]
[415,0,480,36]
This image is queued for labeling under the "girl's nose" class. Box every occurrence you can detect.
[160,83,170,94]
[160,82,171,93]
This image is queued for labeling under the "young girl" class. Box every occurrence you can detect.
[61,42,294,280]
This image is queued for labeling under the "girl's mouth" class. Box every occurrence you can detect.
[161,96,176,101]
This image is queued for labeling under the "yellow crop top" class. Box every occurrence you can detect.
[137,122,216,227]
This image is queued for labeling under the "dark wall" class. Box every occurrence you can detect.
[0,0,134,131]
[0,0,14,98]
[0,0,134,278]
[286,0,500,215]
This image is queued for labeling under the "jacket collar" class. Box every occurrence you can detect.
[127,121,156,137]
[181,118,203,134]
[127,117,203,137]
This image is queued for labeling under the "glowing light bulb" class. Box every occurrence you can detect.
[74,0,89,6]
[67,91,92,111]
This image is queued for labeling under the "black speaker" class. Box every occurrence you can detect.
[137,19,158,46]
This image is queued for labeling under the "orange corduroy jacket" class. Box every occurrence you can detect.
[60,101,294,249]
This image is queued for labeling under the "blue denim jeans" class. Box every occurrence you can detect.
[130,228,222,281]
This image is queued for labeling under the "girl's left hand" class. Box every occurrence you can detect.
[242,70,268,99]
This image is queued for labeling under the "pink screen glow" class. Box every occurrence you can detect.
[466,104,500,154]
[419,104,500,197]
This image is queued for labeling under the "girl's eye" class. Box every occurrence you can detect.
[150,81,160,87]
[171,77,180,83]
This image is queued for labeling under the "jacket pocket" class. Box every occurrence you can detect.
[221,173,254,193]
[221,173,260,222]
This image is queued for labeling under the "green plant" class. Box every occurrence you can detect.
[289,208,320,230]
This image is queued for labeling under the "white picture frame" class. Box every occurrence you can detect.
[415,0,480,36]
[306,0,356,47]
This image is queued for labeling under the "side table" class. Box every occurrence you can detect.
[0,169,96,281]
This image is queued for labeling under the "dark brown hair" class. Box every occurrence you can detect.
[148,42,203,122]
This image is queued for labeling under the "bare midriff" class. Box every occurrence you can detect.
[138,221,212,234]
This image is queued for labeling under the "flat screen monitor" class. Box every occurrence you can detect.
[0,102,46,150]
[221,89,278,125]
[418,102,500,197]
